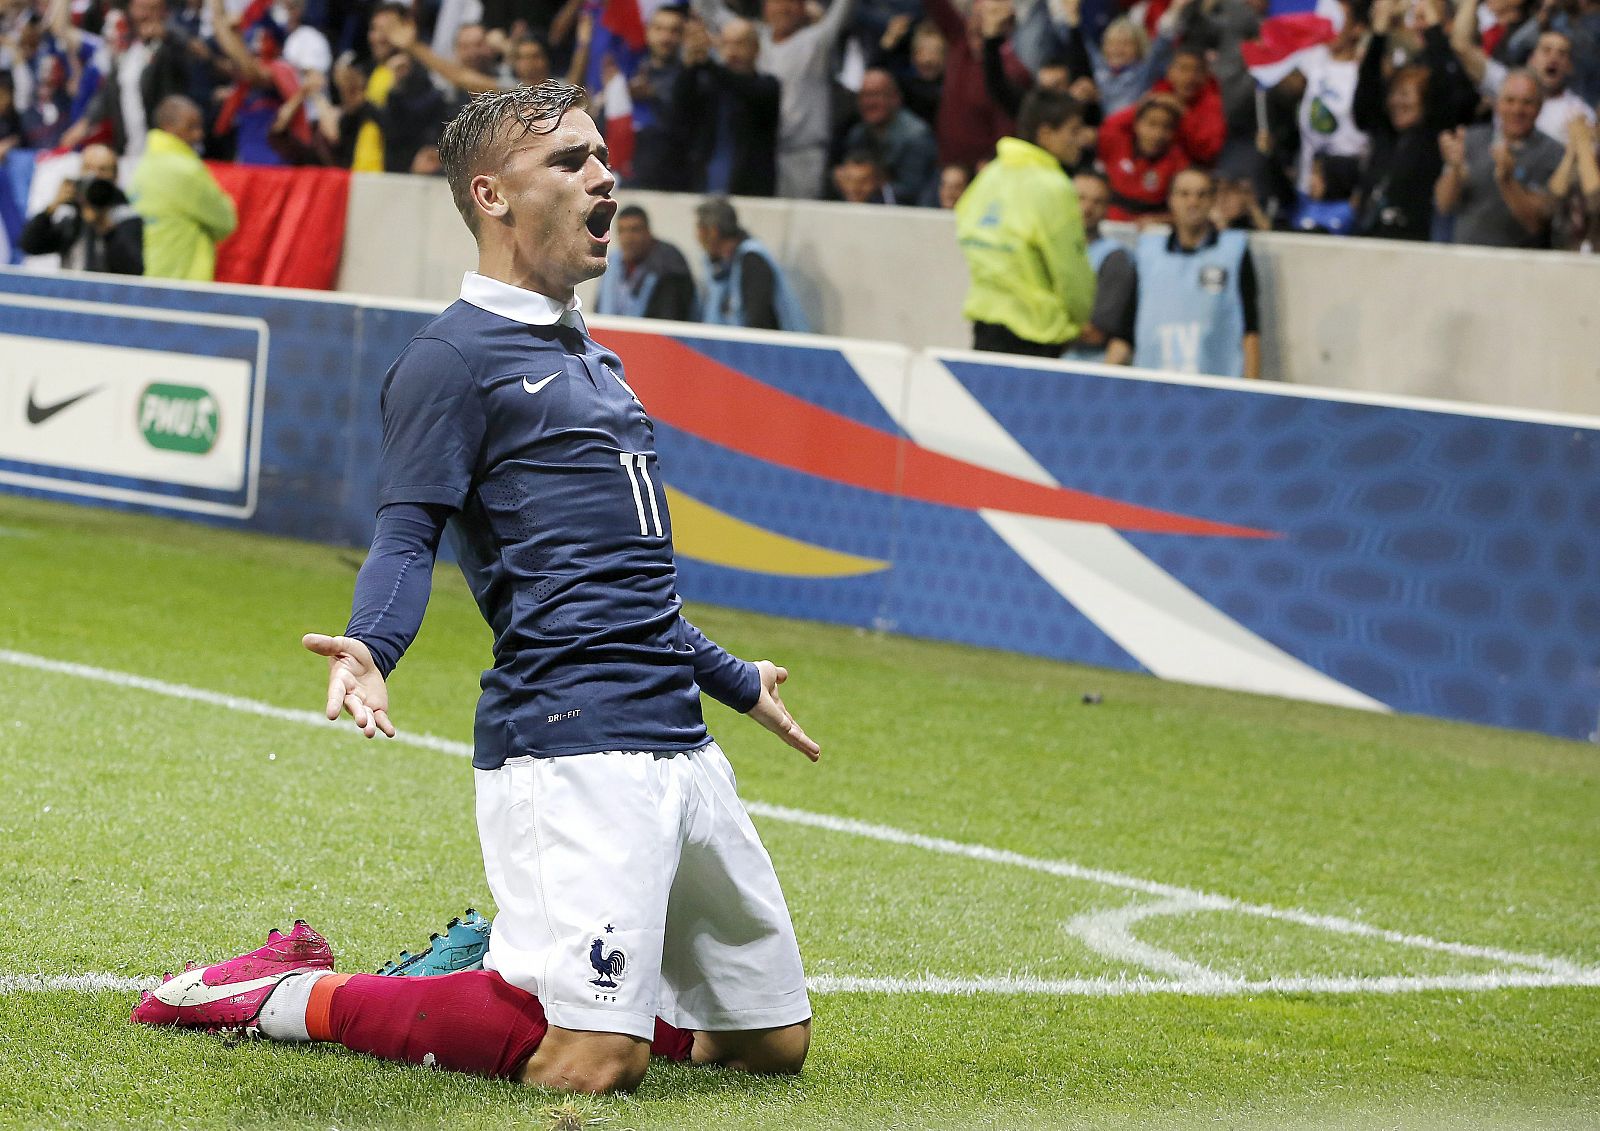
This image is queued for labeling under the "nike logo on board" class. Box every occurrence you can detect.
[149,969,289,1007]
[26,384,103,425]
[523,372,561,395]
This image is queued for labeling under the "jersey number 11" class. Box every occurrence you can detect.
[620,452,664,538]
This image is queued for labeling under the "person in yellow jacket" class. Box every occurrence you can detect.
[130,96,238,282]
[954,89,1096,357]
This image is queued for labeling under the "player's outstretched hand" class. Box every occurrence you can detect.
[748,659,819,762]
[302,633,396,739]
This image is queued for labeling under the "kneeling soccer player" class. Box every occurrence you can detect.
[131,81,819,1093]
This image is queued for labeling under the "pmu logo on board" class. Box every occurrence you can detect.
[138,384,220,455]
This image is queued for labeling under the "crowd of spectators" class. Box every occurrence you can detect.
[2,0,1597,285]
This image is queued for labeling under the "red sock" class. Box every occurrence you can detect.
[650,1017,695,1062]
[306,971,548,1079]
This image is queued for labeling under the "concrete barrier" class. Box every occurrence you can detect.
[335,176,1600,416]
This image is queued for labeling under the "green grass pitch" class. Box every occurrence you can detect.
[0,494,1596,1130]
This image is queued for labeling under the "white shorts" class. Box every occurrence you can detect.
[474,742,811,1040]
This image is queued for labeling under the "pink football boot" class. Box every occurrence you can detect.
[131,920,334,1034]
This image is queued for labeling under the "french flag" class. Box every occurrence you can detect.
[584,0,658,92]
[1240,0,1346,87]
[601,67,636,180]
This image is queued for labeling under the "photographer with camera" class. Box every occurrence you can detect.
[18,144,144,275]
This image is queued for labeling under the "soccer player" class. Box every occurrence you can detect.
[132,81,819,1094]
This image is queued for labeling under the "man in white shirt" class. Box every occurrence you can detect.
[1454,8,1596,142]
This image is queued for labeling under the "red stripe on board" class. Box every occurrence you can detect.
[595,329,1276,539]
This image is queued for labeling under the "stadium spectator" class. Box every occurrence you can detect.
[1171,0,1261,147]
[1211,144,1271,230]
[1435,69,1564,245]
[20,45,74,149]
[1268,1,1370,223]
[1504,0,1600,105]
[936,160,969,206]
[832,147,894,202]
[350,2,406,171]
[1475,0,1534,58]
[670,17,780,196]
[18,142,143,273]
[899,17,945,125]
[1350,0,1465,241]
[280,0,332,76]
[1150,46,1224,166]
[1132,167,1261,379]
[1099,93,1189,222]
[368,10,454,173]
[596,204,698,320]
[206,0,303,166]
[380,17,510,95]
[628,5,687,189]
[694,0,858,198]
[853,0,921,67]
[920,0,1030,171]
[954,89,1094,356]
[298,54,377,167]
[1454,2,1597,140]
[95,0,192,158]
[695,195,809,330]
[1054,0,1188,117]
[269,65,345,164]
[0,74,21,156]
[1292,154,1360,233]
[129,94,237,280]
[1550,111,1600,249]
[510,36,554,85]
[841,67,937,204]
[974,0,1048,117]
[1063,170,1134,364]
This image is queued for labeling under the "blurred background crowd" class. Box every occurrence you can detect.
[0,0,1595,282]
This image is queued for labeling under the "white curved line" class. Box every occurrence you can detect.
[1063,896,1225,980]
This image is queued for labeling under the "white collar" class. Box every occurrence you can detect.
[459,271,583,327]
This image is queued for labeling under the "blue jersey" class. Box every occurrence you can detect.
[372,274,757,768]
[1132,229,1248,378]
[702,238,810,332]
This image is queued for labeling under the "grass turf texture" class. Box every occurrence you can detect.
[0,494,1596,1130]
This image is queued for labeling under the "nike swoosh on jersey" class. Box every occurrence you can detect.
[522,372,562,395]
[150,969,289,1007]
[25,384,103,425]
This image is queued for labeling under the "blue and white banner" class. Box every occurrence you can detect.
[2,268,1597,743]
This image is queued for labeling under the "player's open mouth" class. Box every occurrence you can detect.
[586,200,616,243]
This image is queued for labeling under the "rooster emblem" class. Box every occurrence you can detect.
[588,936,627,989]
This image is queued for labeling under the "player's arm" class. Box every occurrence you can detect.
[305,337,484,736]
[303,501,451,736]
[679,617,820,761]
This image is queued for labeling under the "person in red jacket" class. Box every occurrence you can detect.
[1150,46,1226,165]
[922,0,1033,169]
[1098,93,1190,221]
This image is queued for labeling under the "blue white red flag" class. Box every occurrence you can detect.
[1239,0,1345,86]
[601,67,636,179]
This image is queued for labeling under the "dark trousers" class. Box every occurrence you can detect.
[971,322,1066,359]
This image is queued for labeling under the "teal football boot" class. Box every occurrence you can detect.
[376,909,492,976]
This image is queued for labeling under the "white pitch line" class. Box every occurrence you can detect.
[2,649,1594,989]
[743,802,1583,975]
[8,969,1600,999]
[1,973,155,994]
[807,970,1600,996]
